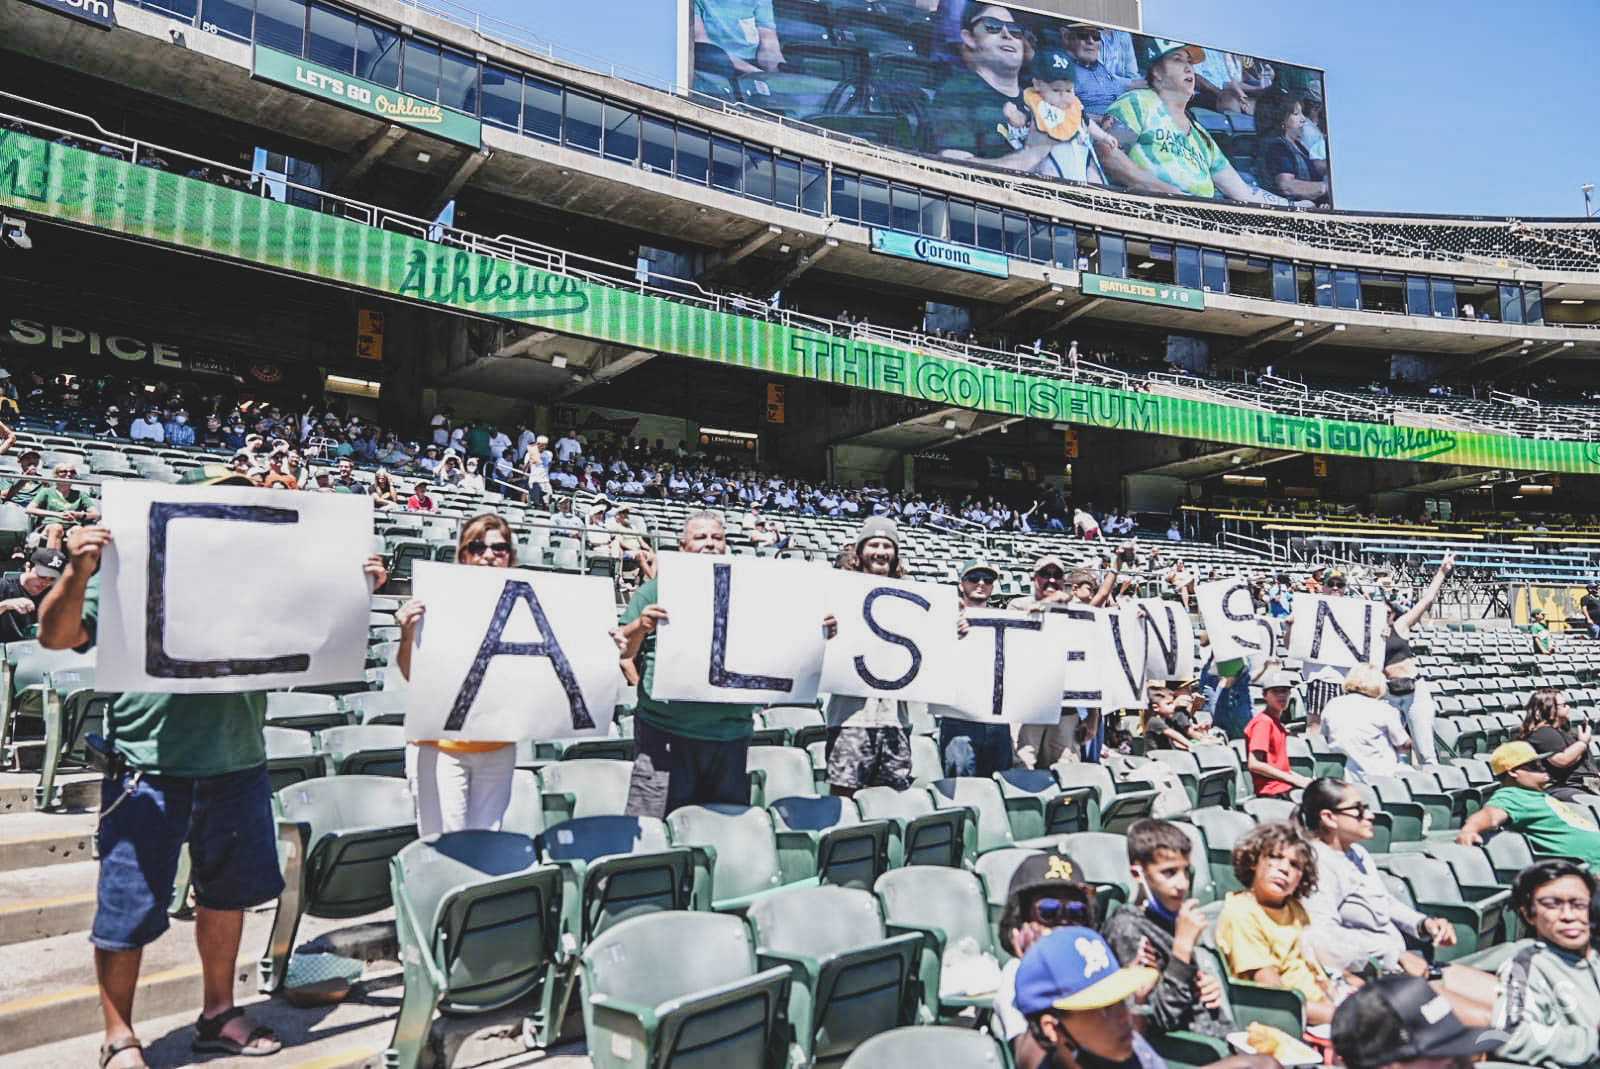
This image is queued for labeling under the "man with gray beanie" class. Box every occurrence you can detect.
[820,515,913,796]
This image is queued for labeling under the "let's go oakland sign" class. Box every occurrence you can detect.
[251,46,482,149]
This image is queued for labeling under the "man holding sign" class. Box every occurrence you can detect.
[618,511,759,818]
[1009,558,1117,768]
[38,466,388,1068]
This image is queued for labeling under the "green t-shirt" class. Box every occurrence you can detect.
[80,575,268,777]
[1531,622,1554,654]
[1103,89,1231,197]
[622,577,756,741]
[1492,784,1600,869]
[30,486,95,529]
[466,427,492,455]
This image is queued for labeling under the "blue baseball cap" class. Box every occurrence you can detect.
[1014,927,1157,1016]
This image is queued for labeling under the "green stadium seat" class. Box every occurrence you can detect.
[1192,745,1245,807]
[1146,750,1233,810]
[537,814,698,944]
[748,745,822,806]
[265,690,349,733]
[839,1026,1006,1068]
[929,777,1016,858]
[261,775,418,991]
[1380,854,1509,960]
[993,769,1091,838]
[747,885,921,1065]
[874,865,1001,1021]
[1200,942,1305,1043]
[908,734,940,785]
[1054,762,1158,834]
[753,705,827,750]
[1185,807,1258,897]
[32,665,104,810]
[971,847,1043,928]
[264,725,326,791]
[315,724,406,776]
[768,796,891,891]
[341,689,407,725]
[536,758,634,823]
[1482,829,1536,883]
[386,832,564,1069]
[667,803,820,912]
[580,911,794,1069]
[854,786,967,869]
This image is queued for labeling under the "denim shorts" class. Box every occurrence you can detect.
[92,762,284,951]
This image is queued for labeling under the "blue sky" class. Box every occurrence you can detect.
[479,0,1599,219]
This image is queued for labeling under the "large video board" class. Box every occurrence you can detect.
[685,0,1332,207]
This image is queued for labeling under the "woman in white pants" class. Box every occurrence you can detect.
[396,513,518,835]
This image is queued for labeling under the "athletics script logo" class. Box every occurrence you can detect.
[394,249,589,320]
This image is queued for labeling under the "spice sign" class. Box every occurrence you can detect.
[251,46,482,149]
[1081,273,1206,311]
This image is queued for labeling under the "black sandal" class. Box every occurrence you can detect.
[192,1006,282,1057]
[99,1037,144,1068]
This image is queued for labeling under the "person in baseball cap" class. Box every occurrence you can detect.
[942,556,1013,778]
[1014,926,1159,1068]
[1333,975,1505,1069]
[1245,666,1310,796]
[1457,741,1600,870]
[993,851,1096,1058]
[0,546,66,642]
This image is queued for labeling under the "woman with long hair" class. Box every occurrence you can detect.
[371,468,398,509]
[1519,688,1597,800]
[1297,778,1495,1025]
[396,513,519,835]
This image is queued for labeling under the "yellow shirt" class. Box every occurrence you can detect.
[1215,891,1329,1002]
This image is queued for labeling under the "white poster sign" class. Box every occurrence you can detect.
[651,554,825,704]
[944,609,1065,725]
[403,562,618,741]
[819,571,959,703]
[1287,593,1382,669]
[97,483,371,693]
[1197,579,1277,663]
[1095,606,1148,711]
[1129,599,1196,684]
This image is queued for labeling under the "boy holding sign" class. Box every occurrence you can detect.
[617,511,759,817]
[39,467,388,1068]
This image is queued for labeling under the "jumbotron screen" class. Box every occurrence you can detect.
[686,0,1333,208]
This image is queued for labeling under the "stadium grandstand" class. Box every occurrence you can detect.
[3,0,1600,1066]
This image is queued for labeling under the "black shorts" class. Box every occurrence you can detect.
[825,726,912,791]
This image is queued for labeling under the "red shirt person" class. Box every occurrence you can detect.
[1244,667,1310,797]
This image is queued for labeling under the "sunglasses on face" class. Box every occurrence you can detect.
[1070,29,1100,40]
[1334,802,1372,819]
[966,572,997,584]
[464,540,511,557]
[1031,896,1090,926]
[969,16,1025,36]
[1037,569,1065,581]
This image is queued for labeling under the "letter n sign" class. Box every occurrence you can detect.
[145,502,310,678]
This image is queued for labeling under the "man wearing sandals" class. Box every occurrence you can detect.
[38,466,389,1068]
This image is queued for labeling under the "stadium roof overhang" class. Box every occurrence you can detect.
[8,1,1600,370]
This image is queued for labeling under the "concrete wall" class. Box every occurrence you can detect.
[831,443,904,491]
[1022,0,1142,30]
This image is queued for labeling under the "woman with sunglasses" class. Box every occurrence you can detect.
[1298,778,1495,1024]
[1518,688,1597,801]
[396,514,520,835]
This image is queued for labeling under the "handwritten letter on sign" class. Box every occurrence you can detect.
[97,483,371,693]
[404,562,618,741]
[944,609,1064,725]
[651,554,825,704]
[820,570,958,703]
[1197,579,1277,663]
[1287,593,1382,669]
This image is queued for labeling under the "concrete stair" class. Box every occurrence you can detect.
[0,771,593,1068]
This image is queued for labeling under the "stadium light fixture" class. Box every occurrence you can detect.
[1333,324,1346,331]
[1583,184,1595,216]
[416,151,432,163]
[1561,299,1584,305]
[942,418,958,430]
[1563,341,1577,348]
[550,354,568,368]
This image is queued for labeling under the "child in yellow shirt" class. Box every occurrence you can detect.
[1215,821,1344,1026]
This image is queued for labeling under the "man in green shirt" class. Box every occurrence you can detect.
[1458,741,1600,869]
[1530,608,1556,656]
[26,460,99,549]
[618,510,757,818]
[39,465,388,1068]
